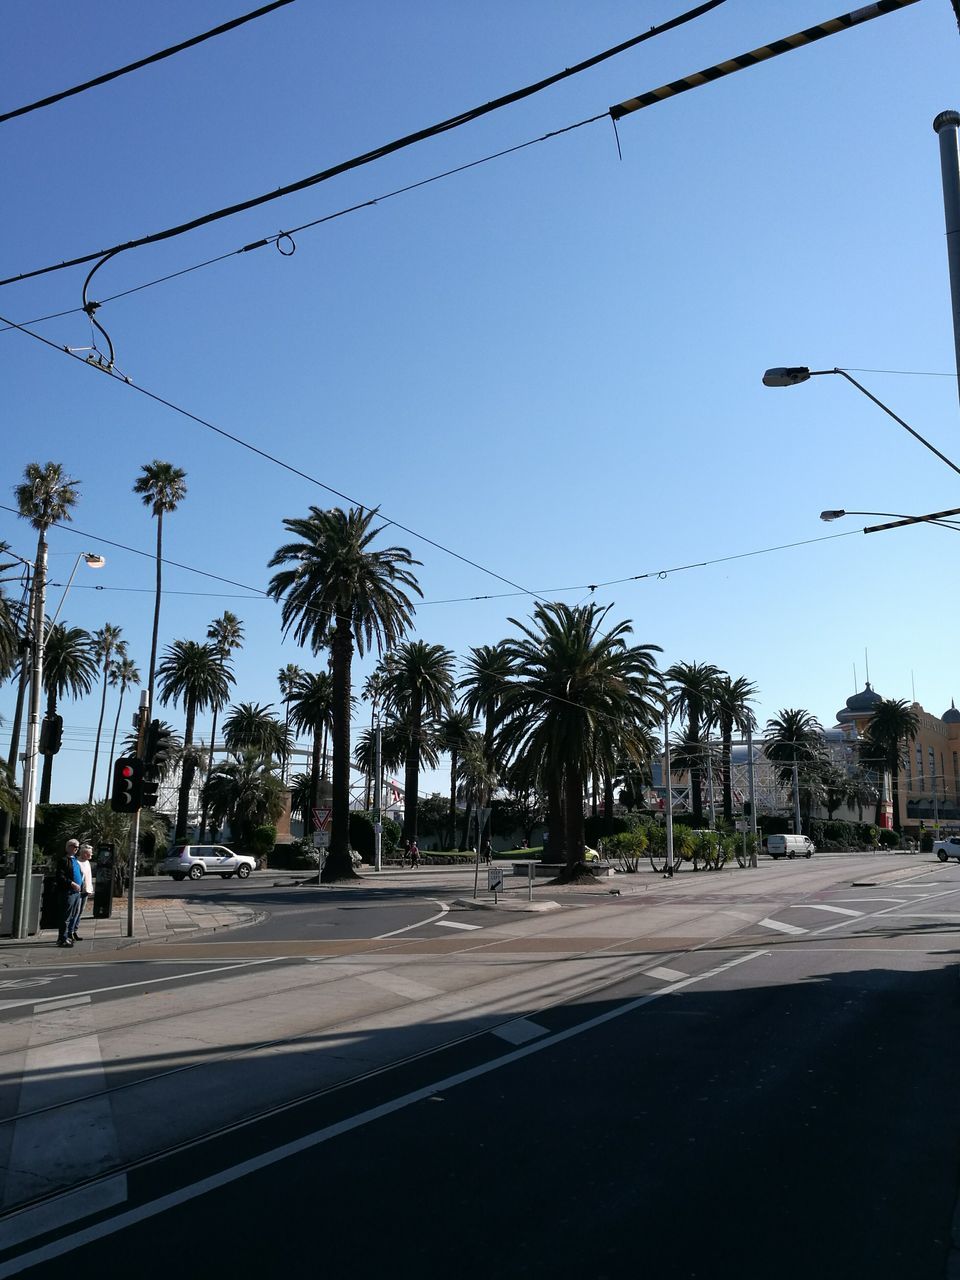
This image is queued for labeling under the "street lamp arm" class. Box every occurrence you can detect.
[863,508,960,534]
[830,368,960,479]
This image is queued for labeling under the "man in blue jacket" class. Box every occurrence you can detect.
[55,838,83,947]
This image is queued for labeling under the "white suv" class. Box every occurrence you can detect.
[934,835,960,864]
[158,844,256,881]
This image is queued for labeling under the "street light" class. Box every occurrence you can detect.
[49,551,106,628]
[762,366,960,479]
[819,507,960,533]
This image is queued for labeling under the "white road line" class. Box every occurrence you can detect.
[758,917,807,936]
[375,899,450,939]
[882,911,960,918]
[435,920,482,931]
[832,898,906,904]
[0,958,288,1012]
[0,949,767,1274]
[810,886,960,937]
[492,1018,548,1045]
[2,1176,127,1252]
[357,972,441,1000]
[2,1000,121,1211]
[643,966,688,983]
[793,904,862,918]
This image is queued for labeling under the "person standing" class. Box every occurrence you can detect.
[72,843,93,942]
[56,838,83,948]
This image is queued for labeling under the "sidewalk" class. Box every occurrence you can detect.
[0,895,262,964]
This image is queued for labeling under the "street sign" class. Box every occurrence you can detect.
[735,820,747,832]
[313,830,330,848]
[487,866,504,893]
[312,807,332,832]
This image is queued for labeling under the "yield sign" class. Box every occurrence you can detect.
[312,807,332,832]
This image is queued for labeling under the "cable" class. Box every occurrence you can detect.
[0,1,296,125]
[0,1,725,288]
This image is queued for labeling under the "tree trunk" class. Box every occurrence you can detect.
[603,775,614,831]
[546,769,564,861]
[402,698,422,844]
[323,621,357,880]
[560,760,586,878]
[7,657,29,773]
[89,660,110,804]
[892,762,901,831]
[689,712,704,825]
[147,509,163,716]
[721,720,733,823]
[175,699,196,843]
[199,703,219,840]
[459,800,473,851]
[38,690,57,804]
[448,747,459,851]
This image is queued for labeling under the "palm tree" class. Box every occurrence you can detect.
[123,719,181,781]
[460,642,514,763]
[277,663,305,784]
[497,601,662,877]
[267,506,421,880]
[440,708,476,849]
[133,461,187,715]
[764,708,824,833]
[287,670,334,831]
[222,702,289,763]
[88,625,125,803]
[198,611,243,838]
[846,767,878,823]
[105,654,140,795]
[360,666,389,808]
[381,641,456,843]
[666,662,722,826]
[714,674,758,822]
[157,639,234,842]
[10,463,80,775]
[39,623,98,803]
[864,698,921,831]
[202,750,284,847]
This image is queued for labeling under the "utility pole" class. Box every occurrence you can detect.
[792,758,803,836]
[126,690,149,937]
[664,714,675,877]
[12,539,47,938]
[933,110,960,408]
[373,721,382,872]
[746,723,758,867]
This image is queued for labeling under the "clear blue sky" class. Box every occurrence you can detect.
[2,0,958,805]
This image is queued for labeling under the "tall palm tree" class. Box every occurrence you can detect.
[198,610,243,838]
[133,461,187,716]
[460,642,514,763]
[277,663,305,784]
[222,702,289,763]
[714,674,758,822]
[157,639,233,842]
[287,670,334,830]
[105,654,140,795]
[267,506,421,880]
[498,601,662,877]
[458,731,499,848]
[864,698,921,830]
[666,661,722,826]
[381,640,456,843]
[39,622,98,803]
[764,708,824,832]
[10,463,80,775]
[202,750,284,847]
[88,625,125,803]
[440,708,476,849]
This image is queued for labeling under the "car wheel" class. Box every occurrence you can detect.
[188,865,204,880]
[236,863,251,879]
[938,851,948,862]
[787,851,795,860]
[805,851,813,858]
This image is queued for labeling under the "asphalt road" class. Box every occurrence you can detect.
[3,859,960,1279]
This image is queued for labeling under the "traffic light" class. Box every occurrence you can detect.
[144,719,170,771]
[39,713,63,755]
[140,773,160,810]
[110,757,142,813]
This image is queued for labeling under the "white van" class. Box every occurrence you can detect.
[766,833,815,860]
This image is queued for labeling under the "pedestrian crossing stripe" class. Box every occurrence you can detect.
[610,1,920,121]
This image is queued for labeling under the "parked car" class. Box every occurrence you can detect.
[157,844,256,881]
[934,835,960,863]
[765,833,815,860]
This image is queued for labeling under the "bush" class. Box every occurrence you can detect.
[348,812,401,861]
[268,840,319,870]
[877,828,900,849]
[920,830,935,852]
[251,825,276,859]
[606,829,647,873]
[584,814,633,845]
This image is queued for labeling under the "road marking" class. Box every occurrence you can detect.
[435,919,482,931]
[758,917,807,935]
[2,1176,127,1252]
[358,972,441,1000]
[832,897,906,904]
[492,1018,548,1045]
[0,949,767,1274]
[2,999,120,1211]
[0,957,288,1011]
[644,966,687,982]
[375,899,450,939]
[793,904,862,918]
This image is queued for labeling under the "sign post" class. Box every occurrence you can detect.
[487,863,504,904]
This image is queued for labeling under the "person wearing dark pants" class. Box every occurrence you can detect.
[56,838,83,948]
[72,843,93,942]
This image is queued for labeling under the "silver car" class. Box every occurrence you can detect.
[158,844,256,881]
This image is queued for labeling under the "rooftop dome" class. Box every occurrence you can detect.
[943,699,960,725]
[836,681,883,724]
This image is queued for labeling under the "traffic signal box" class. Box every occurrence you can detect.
[39,713,63,755]
[110,757,143,813]
[140,719,166,810]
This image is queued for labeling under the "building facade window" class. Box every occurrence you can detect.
[916,742,924,792]
[906,752,913,793]
[953,751,959,802]
[929,747,937,797]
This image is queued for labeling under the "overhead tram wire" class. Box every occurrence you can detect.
[0,1,727,289]
[0,1,296,126]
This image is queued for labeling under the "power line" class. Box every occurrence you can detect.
[0,1,296,126]
[0,1,725,289]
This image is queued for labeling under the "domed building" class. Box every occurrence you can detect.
[836,682,883,731]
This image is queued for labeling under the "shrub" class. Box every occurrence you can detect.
[251,825,276,859]
[607,829,647,873]
[877,828,900,849]
[584,814,633,845]
[348,812,401,861]
[920,830,934,852]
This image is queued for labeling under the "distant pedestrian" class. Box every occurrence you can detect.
[481,838,492,865]
[409,840,420,869]
[73,844,93,942]
[56,838,83,948]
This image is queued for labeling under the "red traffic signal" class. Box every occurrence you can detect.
[110,756,143,813]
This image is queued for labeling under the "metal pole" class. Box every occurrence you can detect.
[664,714,675,876]
[47,552,84,630]
[373,721,382,872]
[706,739,716,830]
[792,758,802,836]
[12,539,46,938]
[933,110,960,408]
[126,690,149,938]
[746,723,758,867]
